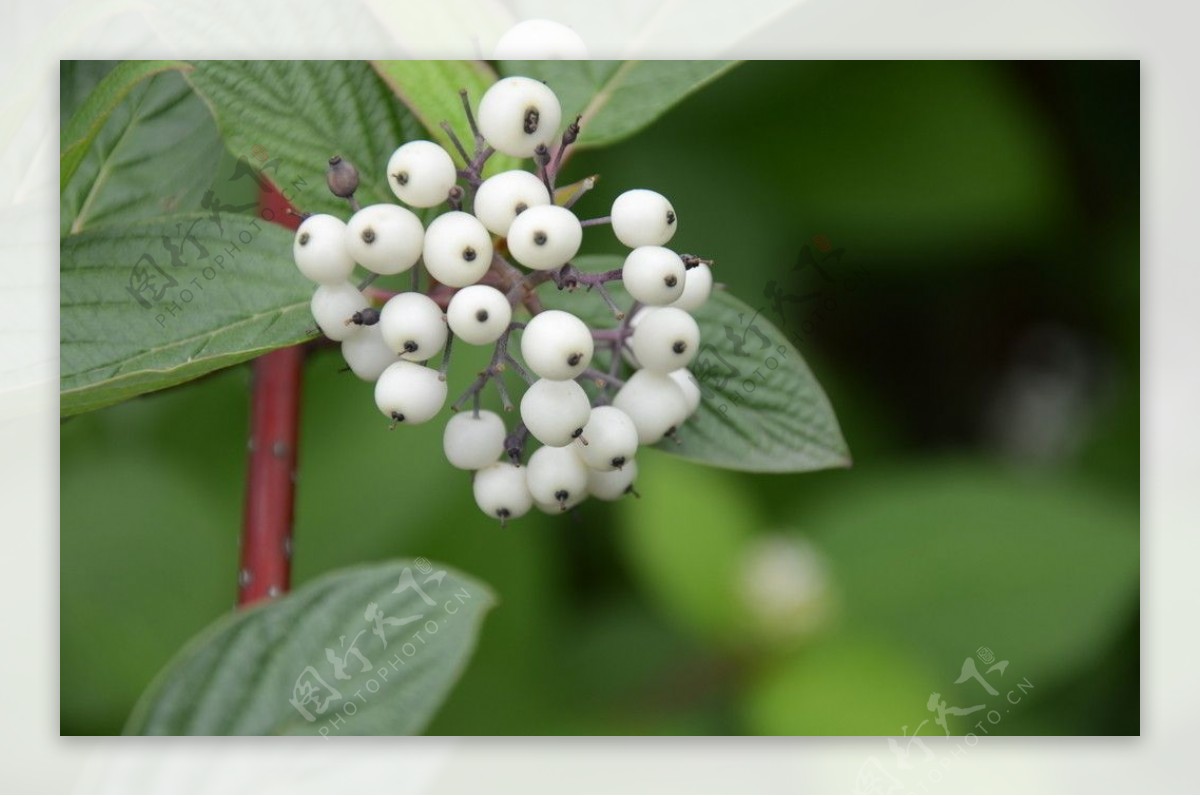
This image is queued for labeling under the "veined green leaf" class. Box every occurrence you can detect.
[125,560,495,735]
[60,214,313,416]
[61,65,225,236]
[370,59,521,175]
[542,255,849,473]
[183,61,425,218]
[61,60,189,189]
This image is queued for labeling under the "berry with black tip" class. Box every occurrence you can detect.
[374,360,448,426]
[611,189,677,248]
[294,214,355,284]
[526,444,589,511]
[473,461,533,524]
[473,169,552,236]
[387,140,458,208]
[477,77,563,158]
[506,204,583,271]
[628,306,700,373]
[519,309,593,380]
[310,281,369,342]
[520,378,591,447]
[446,285,513,345]
[346,203,424,275]
[422,211,494,288]
[379,292,448,362]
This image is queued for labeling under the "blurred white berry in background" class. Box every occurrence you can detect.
[493,19,589,60]
[737,535,835,644]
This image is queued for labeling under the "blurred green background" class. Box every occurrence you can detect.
[60,61,1139,735]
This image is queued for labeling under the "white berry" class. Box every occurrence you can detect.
[611,189,677,247]
[477,76,562,158]
[669,262,713,312]
[341,323,399,381]
[493,19,588,60]
[613,369,690,444]
[294,214,355,284]
[387,140,458,208]
[526,444,589,510]
[446,285,512,345]
[374,360,448,425]
[473,461,533,523]
[506,205,583,271]
[379,292,448,361]
[345,204,424,275]
[520,378,591,447]
[629,306,700,373]
[668,368,703,415]
[310,282,369,342]
[422,211,493,288]
[473,170,551,236]
[622,246,686,306]
[588,459,638,501]
[520,309,593,380]
[574,405,638,472]
[443,410,507,470]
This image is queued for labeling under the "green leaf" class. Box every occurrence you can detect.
[617,455,761,643]
[60,214,313,417]
[744,635,939,735]
[809,463,1139,685]
[61,60,189,189]
[370,60,521,175]
[61,68,225,235]
[541,255,850,473]
[60,61,117,129]
[183,61,424,218]
[675,288,849,471]
[497,61,739,149]
[124,560,495,735]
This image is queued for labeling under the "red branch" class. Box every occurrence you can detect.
[238,345,304,605]
[238,182,304,607]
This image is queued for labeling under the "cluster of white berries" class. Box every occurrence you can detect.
[290,76,714,525]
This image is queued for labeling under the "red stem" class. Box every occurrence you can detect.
[238,345,304,606]
[238,182,305,607]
